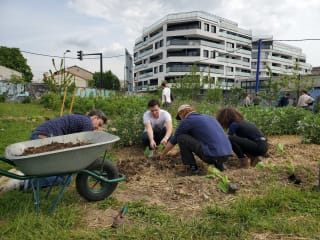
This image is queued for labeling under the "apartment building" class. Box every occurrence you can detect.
[133,11,252,91]
[251,37,312,78]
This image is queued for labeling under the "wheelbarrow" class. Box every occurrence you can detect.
[0,131,126,215]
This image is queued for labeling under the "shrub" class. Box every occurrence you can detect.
[298,113,320,144]
[0,94,5,102]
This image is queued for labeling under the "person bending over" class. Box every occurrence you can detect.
[216,107,268,168]
[160,104,232,175]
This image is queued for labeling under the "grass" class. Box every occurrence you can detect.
[0,102,319,239]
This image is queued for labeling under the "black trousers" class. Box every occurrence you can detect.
[142,127,167,147]
[229,136,268,158]
[177,134,228,166]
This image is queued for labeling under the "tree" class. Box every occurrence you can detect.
[0,46,33,82]
[93,70,120,90]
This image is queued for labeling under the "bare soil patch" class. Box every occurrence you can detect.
[112,135,320,216]
[21,142,91,155]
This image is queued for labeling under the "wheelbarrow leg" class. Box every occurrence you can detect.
[49,174,72,215]
[31,178,41,215]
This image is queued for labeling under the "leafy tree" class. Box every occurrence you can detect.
[0,46,33,82]
[93,70,120,90]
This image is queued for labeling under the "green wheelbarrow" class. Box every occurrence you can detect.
[0,131,126,215]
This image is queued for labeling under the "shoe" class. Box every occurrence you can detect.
[214,159,225,171]
[250,156,261,167]
[239,157,250,168]
[177,165,199,176]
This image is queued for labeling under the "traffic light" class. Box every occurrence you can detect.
[77,50,83,60]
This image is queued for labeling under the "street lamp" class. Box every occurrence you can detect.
[63,50,71,84]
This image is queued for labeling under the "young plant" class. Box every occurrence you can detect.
[277,143,285,154]
[144,146,151,158]
[218,175,230,193]
[287,161,295,175]
[206,166,221,179]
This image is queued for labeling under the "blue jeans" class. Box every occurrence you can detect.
[26,134,72,189]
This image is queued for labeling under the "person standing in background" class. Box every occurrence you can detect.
[161,82,171,108]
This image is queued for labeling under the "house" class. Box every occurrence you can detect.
[0,65,22,81]
[50,65,93,88]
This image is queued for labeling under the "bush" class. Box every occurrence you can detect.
[0,94,5,102]
[298,113,320,144]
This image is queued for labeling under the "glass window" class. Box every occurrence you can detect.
[204,23,209,31]
[203,50,209,58]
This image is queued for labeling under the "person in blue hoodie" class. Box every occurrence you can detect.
[160,104,232,175]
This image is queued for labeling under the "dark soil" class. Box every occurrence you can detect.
[21,141,91,155]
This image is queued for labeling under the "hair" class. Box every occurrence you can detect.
[179,106,195,119]
[161,82,166,87]
[147,99,160,108]
[215,107,244,129]
[87,109,107,124]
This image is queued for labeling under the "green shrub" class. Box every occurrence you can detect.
[0,94,5,102]
[298,113,320,144]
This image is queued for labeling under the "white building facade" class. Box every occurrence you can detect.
[133,11,252,92]
[251,37,312,78]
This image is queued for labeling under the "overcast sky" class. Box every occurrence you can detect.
[1,0,320,81]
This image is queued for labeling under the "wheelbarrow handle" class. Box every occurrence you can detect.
[0,156,16,166]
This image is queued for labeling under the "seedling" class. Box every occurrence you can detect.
[218,175,230,193]
[255,161,264,170]
[206,166,221,179]
[144,147,151,157]
[277,143,285,154]
[287,161,295,175]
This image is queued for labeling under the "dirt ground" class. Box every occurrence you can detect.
[112,135,320,217]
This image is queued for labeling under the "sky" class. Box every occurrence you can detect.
[1,0,320,82]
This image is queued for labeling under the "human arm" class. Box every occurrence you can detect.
[145,122,157,149]
[160,141,175,160]
[160,119,173,145]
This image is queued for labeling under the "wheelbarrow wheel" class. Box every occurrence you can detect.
[76,158,119,201]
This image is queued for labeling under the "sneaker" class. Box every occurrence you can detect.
[214,159,225,171]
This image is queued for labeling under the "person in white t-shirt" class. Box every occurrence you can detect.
[297,90,314,109]
[142,99,173,150]
[161,82,171,107]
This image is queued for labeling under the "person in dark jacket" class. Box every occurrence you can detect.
[216,107,268,168]
[277,93,290,107]
[160,104,232,175]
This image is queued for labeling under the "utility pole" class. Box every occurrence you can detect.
[77,50,103,88]
[255,39,262,93]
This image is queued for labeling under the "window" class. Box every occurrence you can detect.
[210,51,216,59]
[154,66,158,73]
[203,50,209,58]
[159,65,163,72]
[204,23,209,31]
[211,25,216,33]
[227,42,234,48]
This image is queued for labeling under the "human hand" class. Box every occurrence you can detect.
[150,140,157,150]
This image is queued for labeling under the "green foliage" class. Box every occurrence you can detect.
[287,161,295,175]
[0,46,33,82]
[240,106,308,135]
[43,58,74,94]
[205,88,223,104]
[0,94,5,102]
[218,175,230,193]
[93,70,120,90]
[297,113,320,144]
[277,143,284,154]
[40,92,61,110]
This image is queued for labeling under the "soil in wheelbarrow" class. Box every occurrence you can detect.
[111,135,320,218]
[21,141,91,155]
